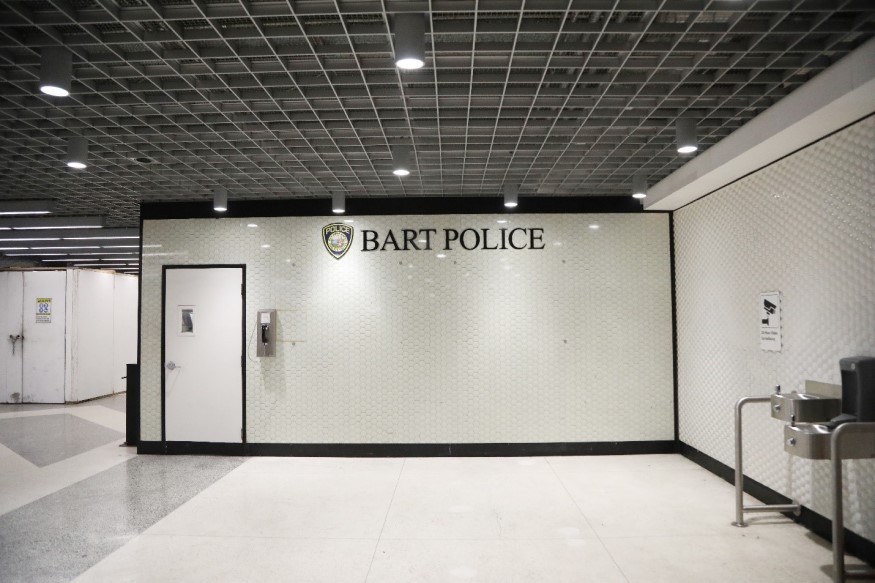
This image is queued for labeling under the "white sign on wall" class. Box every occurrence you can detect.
[35,297,52,323]
[759,291,781,351]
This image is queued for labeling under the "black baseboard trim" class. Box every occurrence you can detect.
[679,441,875,568]
[138,440,675,458]
[137,441,164,454]
[246,440,676,458]
[137,441,246,455]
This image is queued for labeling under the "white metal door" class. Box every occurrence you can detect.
[0,272,24,403]
[22,271,67,403]
[164,267,243,443]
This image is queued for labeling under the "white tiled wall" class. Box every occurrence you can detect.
[675,115,875,542]
[140,213,673,445]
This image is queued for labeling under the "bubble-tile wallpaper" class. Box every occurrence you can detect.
[140,213,673,446]
[675,114,875,543]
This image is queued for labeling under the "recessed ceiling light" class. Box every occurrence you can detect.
[676,118,698,154]
[394,13,426,70]
[332,192,345,214]
[589,224,600,230]
[247,223,258,228]
[39,47,72,97]
[436,253,446,259]
[65,137,88,169]
[261,244,270,249]
[503,185,519,208]
[392,145,411,176]
[213,188,228,212]
[632,173,647,199]
[128,156,157,165]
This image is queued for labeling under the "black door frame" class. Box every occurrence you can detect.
[160,264,246,449]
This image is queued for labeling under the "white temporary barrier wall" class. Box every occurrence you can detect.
[0,269,138,403]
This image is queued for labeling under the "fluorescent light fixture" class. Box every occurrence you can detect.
[676,118,698,154]
[394,13,426,70]
[503,184,519,208]
[332,192,345,214]
[632,173,647,199]
[39,47,72,97]
[589,224,600,230]
[247,223,258,228]
[0,238,60,242]
[213,188,228,212]
[6,252,68,256]
[83,252,137,256]
[42,258,92,262]
[28,246,100,250]
[0,228,138,241]
[392,145,411,176]
[0,215,104,230]
[102,245,139,248]
[0,200,54,215]
[261,244,270,249]
[20,225,101,230]
[0,247,28,251]
[66,136,88,169]
[65,235,137,240]
[73,263,127,267]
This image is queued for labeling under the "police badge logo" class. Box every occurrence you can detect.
[322,223,354,260]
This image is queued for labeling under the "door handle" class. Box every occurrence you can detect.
[9,334,23,355]
[165,361,181,371]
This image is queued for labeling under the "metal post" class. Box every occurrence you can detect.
[831,422,875,583]
[733,395,801,527]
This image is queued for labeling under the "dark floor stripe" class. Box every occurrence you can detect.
[0,455,246,582]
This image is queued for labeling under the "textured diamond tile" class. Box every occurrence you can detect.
[674,115,875,541]
[140,214,673,445]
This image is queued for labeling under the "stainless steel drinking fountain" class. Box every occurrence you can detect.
[733,385,841,527]
[733,357,875,583]
[781,357,875,583]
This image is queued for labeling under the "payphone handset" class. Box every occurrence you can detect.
[256,309,277,357]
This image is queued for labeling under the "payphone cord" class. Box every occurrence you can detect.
[246,321,265,363]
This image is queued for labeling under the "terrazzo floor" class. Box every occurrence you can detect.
[0,394,870,582]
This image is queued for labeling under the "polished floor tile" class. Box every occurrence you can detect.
[75,535,376,583]
[0,413,123,466]
[601,522,867,583]
[366,538,628,583]
[0,456,245,583]
[1,416,871,583]
[382,457,597,540]
[549,454,744,538]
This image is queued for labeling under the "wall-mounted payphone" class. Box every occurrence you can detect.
[256,309,277,357]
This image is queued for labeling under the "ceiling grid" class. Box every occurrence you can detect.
[0,0,871,227]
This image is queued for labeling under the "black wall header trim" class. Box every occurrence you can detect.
[142,196,645,220]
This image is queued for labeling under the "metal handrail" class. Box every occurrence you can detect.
[732,395,801,527]
[831,422,875,583]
